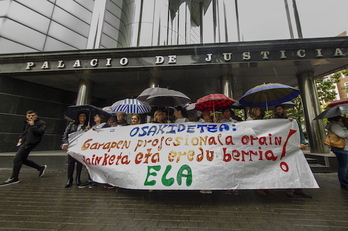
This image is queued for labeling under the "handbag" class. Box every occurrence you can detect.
[324,130,345,149]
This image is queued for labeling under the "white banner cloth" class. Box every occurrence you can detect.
[68,119,319,190]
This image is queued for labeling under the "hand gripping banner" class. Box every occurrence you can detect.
[67,119,319,190]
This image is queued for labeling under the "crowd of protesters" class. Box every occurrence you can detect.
[6,102,348,200]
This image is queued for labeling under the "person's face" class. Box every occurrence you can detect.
[255,108,262,117]
[131,116,139,125]
[117,114,124,121]
[78,113,87,123]
[202,112,210,120]
[107,117,115,126]
[275,106,285,117]
[94,114,101,123]
[26,113,38,121]
[223,109,231,119]
[174,109,181,118]
[156,112,165,120]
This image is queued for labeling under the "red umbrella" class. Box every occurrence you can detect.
[327,98,348,108]
[195,93,236,111]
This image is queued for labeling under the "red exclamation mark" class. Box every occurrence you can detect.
[280,129,297,172]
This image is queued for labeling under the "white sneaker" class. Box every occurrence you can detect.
[38,165,47,177]
[0,178,20,187]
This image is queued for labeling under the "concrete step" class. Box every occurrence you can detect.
[309,163,334,173]
[304,151,337,173]
[306,157,319,165]
[0,150,67,170]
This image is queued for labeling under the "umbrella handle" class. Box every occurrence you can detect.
[266,94,268,111]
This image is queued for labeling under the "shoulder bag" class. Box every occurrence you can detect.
[324,130,345,149]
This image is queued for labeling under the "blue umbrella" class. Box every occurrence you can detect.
[239,83,300,108]
[111,98,151,114]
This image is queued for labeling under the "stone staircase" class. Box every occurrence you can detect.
[304,151,337,173]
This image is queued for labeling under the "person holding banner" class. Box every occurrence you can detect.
[247,107,265,120]
[198,110,213,123]
[218,107,237,123]
[326,116,348,190]
[131,114,141,125]
[115,111,129,126]
[247,107,275,196]
[151,110,166,123]
[174,106,189,123]
[107,116,117,127]
[274,105,306,149]
[79,114,110,189]
[91,114,110,130]
[218,107,241,196]
[274,104,312,198]
[198,110,213,194]
[61,112,89,188]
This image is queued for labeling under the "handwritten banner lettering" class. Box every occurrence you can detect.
[67,119,319,190]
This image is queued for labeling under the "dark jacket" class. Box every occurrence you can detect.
[20,119,46,146]
[116,119,129,126]
[62,122,87,145]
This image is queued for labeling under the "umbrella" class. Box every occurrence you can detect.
[111,98,151,114]
[314,104,348,120]
[102,106,116,115]
[326,98,348,108]
[64,104,112,126]
[137,87,173,101]
[195,93,236,111]
[239,83,300,108]
[231,101,245,109]
[185,103,196,111]
[145,89,191,107]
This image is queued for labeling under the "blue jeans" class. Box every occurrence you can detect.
[331,148,348,188]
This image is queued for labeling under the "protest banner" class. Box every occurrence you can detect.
[67,119,319,190]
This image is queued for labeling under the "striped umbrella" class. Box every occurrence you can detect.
[195,93,236,111]
[111,99,151,114]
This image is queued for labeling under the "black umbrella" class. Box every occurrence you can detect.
[314,104,348,120]
[64,104,111,126]
[137,87,173,101]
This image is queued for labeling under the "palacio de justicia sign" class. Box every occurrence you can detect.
[21,47,347,71]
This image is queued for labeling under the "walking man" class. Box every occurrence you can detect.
[0,110,47,186]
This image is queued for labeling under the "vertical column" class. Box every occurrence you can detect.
[297,72,328,153]
[87,0,107,49]
[76,79,93,105]
[222,75,232,98]
[149,75,159,88]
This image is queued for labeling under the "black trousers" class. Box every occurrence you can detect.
[11,144,41,179]
[67,155,82,180]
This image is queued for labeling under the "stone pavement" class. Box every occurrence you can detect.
[0,167,348,231]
